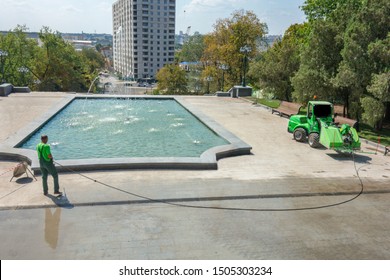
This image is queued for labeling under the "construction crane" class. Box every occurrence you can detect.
[186,26,191,36]
[183,26,191,44]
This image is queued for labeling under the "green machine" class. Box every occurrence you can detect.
[288,101,361,152]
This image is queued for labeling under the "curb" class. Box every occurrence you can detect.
[238,97,272,112]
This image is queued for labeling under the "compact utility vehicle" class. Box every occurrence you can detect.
[288,101,361,152]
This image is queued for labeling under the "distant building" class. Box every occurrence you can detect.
[0,31,112,49]
[65,40,95,51]
[112,0,176,80]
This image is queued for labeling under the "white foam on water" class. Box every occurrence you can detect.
[68,122,80,127]
[170,123,184,128]
[124,116,141,124]
[148,128,159,133]
[83,126,94,131]
[99,117,117,123]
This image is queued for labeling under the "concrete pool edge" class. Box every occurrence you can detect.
[0,94,252,173]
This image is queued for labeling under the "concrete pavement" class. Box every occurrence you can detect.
[0,92,389,259]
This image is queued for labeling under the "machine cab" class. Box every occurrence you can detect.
[307,101,333,125]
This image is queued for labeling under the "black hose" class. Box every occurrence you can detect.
[53,154,364,212]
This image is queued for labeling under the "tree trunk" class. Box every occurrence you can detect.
[285,89,290,102]
[343,90,349,118]
[385,102,390,121]
[375,118,383,131]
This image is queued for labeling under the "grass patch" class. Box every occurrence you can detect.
[359,123,390,147]
[245,97,281,109]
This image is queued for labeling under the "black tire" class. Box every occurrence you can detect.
[308,133,320,148]
[293,128,306,142]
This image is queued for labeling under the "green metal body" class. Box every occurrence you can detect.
[288,101,361,151]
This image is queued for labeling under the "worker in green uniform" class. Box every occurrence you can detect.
[37,135,62,196]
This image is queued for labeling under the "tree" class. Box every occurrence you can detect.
[0,26,105,92]
[333,0,390,128]
[0,25,37,86]
[301,0,356,21]
[177,34,205,63]
[361,72,390,129]
[249,23,309,101]
[156,64,188,94]
[292,0,363,113]
[291,19,343,104]
[202,10,268,90]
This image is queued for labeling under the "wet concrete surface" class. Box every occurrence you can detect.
[0,93,389,259]
[0,175,389,259]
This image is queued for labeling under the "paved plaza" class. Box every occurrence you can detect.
[0,92,389,259]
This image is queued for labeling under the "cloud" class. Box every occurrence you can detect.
[63,5,81,13]
[97,1,113,12]
[4,0,28,7]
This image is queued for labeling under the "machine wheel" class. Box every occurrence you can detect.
[293,128,306,142]
[308,133,320,148]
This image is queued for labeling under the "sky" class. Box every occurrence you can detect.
[0,0,306,35]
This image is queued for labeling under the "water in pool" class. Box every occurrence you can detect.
[21,98,229,159]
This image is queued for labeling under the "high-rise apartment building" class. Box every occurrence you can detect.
[112,0,176,81]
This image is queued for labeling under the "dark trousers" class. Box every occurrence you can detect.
[39,159,59,193]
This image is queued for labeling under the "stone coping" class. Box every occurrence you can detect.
[0,94,252,173]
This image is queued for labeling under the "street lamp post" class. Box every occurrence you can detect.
[219,64,229,91]
[0,50,9,84]
[205,76,213,94]
[240,45,251,87]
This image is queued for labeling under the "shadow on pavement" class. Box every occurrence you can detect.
[14,177,34,184]
[327,153,372,163]
[47,194,74,209]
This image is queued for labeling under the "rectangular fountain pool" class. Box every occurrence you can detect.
[9,96,251,172]
[20,98,230,159]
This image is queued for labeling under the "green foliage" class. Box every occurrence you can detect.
[361,72,390,128]
[202,10,268,91]
[292,19,342,104]
[301,0,340,20]
[246,97,281,109]
[359,123,390,147]
[250,23,309,102]
[156,64,188,95]
[333,0,390,128]
[0,25,37,86]
[243,0,389,130]
[0,25,105,92]
[177,34,205,63]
